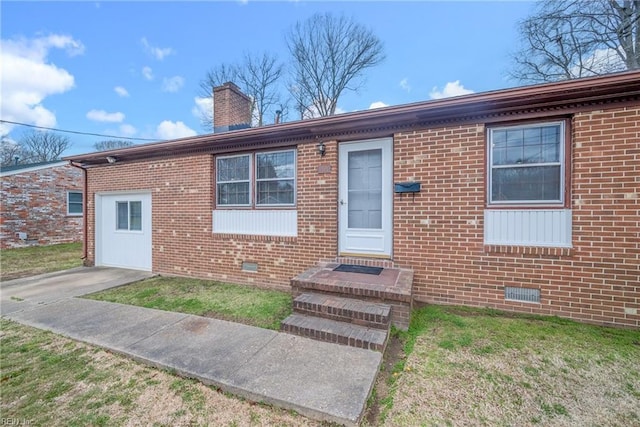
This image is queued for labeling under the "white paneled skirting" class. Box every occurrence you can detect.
[213,210,297,237]
[484,209,572,248]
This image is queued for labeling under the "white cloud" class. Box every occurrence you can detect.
[571,47,626,77]
[141,37,175,61]
[86,109,125,123]
[119,124,137,137]
[156,120,197,140]
[369,101,389,109]
[429,80,475,99]
[114,86,129,97]
[142,66,154,81]
[400,78,411,92]
[162,76,185,93]
[192,96,212,118]
[0,34,82,134]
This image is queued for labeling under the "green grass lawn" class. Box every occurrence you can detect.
[85,276,292,330]
[0,242,83,281]
[377,305,640,426]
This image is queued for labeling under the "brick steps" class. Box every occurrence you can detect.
[293,293,391,329]
[291,262,414,330]
[283,262,414,351]
[281,313,388,352]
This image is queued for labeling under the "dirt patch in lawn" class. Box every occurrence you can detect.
[363,333,405,425]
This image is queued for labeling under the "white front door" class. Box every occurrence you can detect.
[339,138,393,257]
[95,192,152,271]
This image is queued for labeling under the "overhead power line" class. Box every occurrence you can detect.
[0,119,161,142]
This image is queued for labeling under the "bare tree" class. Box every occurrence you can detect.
[511,0,640,83]
[236,53,285,127]
[19,131,71,162]
[1,137,27,167]
[93,140,134,152]
[286,12,385,118]
[198,53,284,130]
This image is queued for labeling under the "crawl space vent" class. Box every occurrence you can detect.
[504,286,541,303]
[242,262,258,272]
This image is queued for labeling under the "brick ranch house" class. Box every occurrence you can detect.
[1,160,83,249]
[66,72,639,329]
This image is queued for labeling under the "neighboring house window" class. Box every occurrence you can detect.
[216,149,296,207]
[488,121,564,205]
[67,191,83,216]
[116,201,142,231]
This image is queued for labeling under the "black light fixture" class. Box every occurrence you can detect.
[316,141,326,157]
[106,156,117,164]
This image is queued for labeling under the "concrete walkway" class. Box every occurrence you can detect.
[0,267,382,426]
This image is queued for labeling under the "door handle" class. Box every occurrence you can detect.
[339,199,346,205]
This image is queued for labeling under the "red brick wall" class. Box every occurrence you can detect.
[84,105,639,327]
[85,142,338,290]
[393,106,639,328]
[1,164,83,249]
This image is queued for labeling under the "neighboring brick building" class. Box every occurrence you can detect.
[1,161,83,249]
[66,73,640,328]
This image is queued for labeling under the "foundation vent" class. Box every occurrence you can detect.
[504,286,540,304]
[242,262,258,272]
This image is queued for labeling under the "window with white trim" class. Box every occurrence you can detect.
[116,201,142,231]
[256,150,295,205]
[216,149,296,207]
[488,121,564,205]
[216,154,251,206]
[67,191,83,216]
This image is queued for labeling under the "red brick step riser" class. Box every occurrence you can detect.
[281,319,387,352]
[293,300,390,330]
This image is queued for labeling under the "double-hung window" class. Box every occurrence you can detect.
[216,149,296,207]
[67,191,83,216]
[216,154,251,206]
[256,150,295,205]
[488,121,565,205]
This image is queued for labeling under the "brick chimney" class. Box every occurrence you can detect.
[213,82,252,133]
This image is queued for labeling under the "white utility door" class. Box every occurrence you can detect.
[95,192,152,271]
[338,138,393,257]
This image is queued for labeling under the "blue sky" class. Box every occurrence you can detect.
[1,1,535,156]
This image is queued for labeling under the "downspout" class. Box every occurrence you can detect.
[69,161,88,263]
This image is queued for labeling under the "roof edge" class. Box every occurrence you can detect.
[65,70,640,166]
[0,160,68,177]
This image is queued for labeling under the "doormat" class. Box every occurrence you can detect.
[333,264,383,275]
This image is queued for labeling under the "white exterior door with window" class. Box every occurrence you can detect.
[95,192,152,270]
[338,138,393,257]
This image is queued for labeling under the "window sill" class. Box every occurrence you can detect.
[484,245,573,257]
[486,204,567,210]
[215,206,297,210]
[212,233,296,243]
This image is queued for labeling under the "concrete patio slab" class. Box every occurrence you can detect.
[1,267,153,304]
